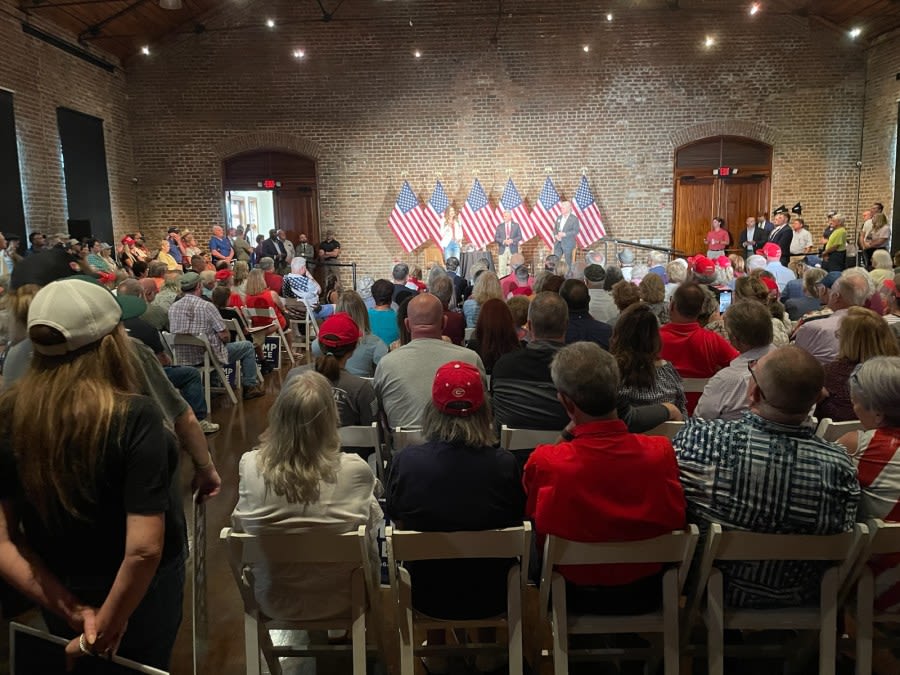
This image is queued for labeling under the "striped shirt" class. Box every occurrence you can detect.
[675,412,860,608]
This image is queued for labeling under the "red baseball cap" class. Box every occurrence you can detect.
[318,313,361,348]
[432,361,484,417]
[757,242,781,259]
[715,256,731,268]
[760,276,779,293]
[214,269,233,281]
[692,255,715,277]
[121,235,135,246]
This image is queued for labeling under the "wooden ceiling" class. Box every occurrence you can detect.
[17,0,900,64]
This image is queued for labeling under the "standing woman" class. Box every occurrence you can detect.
[439,206,463,262]
[0,279,186,670]
[704,217,730,260]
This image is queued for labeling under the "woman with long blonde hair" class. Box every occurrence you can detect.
[462,270,503,328]
[0,279,187,670]
[244,267,292,349]
[232,369,382,621]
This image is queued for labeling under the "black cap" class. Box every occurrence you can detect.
[773,204,788,216]
[791,202,802,215]
[167,226,180,234]
[10,248,78,290]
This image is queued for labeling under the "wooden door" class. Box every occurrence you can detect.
[274,188,319,244]
[719,176,770,245]
[673,177,715,255]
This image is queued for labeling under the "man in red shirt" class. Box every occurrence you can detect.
[660,283,738,414]
[524,342,685,614]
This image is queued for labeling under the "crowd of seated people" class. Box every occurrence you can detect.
[1,209,900,674]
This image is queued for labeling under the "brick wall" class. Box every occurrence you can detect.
[860,30,900,230]
[0,0,136,240]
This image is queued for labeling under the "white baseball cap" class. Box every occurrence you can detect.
[28,279,122,356]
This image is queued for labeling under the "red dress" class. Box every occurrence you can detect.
[245,291,287,330]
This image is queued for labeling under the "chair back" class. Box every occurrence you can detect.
[814,417,864,443]
[499,425,560,451]
[338,423,385,482]
[392,427,424,452]
[644,421,685,439]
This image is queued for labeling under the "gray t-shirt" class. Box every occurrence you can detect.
[283,364,377,428]
[374,338,485,429]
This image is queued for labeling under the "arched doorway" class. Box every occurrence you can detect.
[221,150,319,248]
[673,136,772,256]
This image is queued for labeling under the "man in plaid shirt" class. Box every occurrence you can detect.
[674,345,859,608]
[168,272,265,400]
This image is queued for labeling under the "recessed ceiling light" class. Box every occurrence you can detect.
[414,50,421,58]
[293,49,305,59]
[749,3,760,15]
[704,35,715,48]
[606,13,613,22]
[266,18,275,28]
[849,27,862,39]
[140,45,150,55]
[583,45,590,52]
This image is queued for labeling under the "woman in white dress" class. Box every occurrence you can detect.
[439,206,463,262]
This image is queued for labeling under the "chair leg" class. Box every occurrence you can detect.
[398,573,416,675]
[351,569,367,675]
[856,570,874,675]
[707,570,724,675]
[550,573,569,675]
[507,567,524,675]
[244,613,262,675]
[662,569,679,675]
[819,567,838,675]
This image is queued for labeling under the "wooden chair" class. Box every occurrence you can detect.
[815,417,864,443]
[391,427,424,454]
[241,306,296,367]
[164,332,239,410]
[499,425,561,451]
[539,526,699,675]
[220,525,378,675]
[386,523,532,675]
[852,519,900,675]
[644,421,686,439]
[338,422,386,483]
[686,522,868,675]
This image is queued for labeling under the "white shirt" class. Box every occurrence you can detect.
[694,344,776,421]
[789,228,813,254]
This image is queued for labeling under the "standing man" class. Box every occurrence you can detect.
[766,205,793,266]
[756,210,774,235]
[552,201,580,268]
[788,218,814,263]
[278,230,296,263]
[318,230,341,265]
[296,233,315,261]
[231,226,253,263]
[260,229,286,268]
[862,202,891,269]
[25,231,46,257]
[208,225,234,265]
[494,210,522,278]
[739,216,767,259]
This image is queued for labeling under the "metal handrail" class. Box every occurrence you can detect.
[583,237,689,264]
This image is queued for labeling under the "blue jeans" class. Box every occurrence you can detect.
[443,241,460,262]
[164,365,207,420]
[315,304,335,321]
[226,340,258,386]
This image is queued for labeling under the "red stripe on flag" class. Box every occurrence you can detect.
[574,202,607,248]
[532,203,561,249]
[389,205,430,253]
[423,204,444,244]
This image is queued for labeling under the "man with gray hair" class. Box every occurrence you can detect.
[391,262,411,303]
[282,256,333,320]
[257,256,283,295]
[793,267,874,364]
[523,342,686,613]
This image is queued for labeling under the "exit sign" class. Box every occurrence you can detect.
[257,179,282,189]
[713,167,739,177]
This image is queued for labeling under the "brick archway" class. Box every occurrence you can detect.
[669,120,782,149]
[212,131,323,161]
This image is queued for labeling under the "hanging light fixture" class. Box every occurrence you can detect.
[159,0,183,10]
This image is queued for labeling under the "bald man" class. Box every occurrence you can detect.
[374,294,485,428]
[675,346,859,609]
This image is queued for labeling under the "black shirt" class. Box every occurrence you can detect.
[319,239,340,256]
[124,316,164,355]
[0,397,186,590]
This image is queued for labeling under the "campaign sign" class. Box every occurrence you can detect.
[262,335,281,370]
[220,362,238,388]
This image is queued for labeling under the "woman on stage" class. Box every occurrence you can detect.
[439,207,463,262]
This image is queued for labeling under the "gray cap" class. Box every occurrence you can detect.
[180,271,201,291]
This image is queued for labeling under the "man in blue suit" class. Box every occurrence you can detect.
[767,205,794,266]
[494,210,523,277]
[552,201,580,268]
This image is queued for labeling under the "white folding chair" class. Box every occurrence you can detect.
[644,421,686,439]
[687,522,868,675]
[386,523,532,675]
[227,318,264,382]
[539,526,699,675]
[220,525,378,675]
[301,298,322,354]
[815,418,864,443]
[464,327,475,342]
[241,307,296,366]
[499,425,560,451]
[391,427,424,454]
[167,332,239,409]
[338,422,386,483]
[852,519,900,675]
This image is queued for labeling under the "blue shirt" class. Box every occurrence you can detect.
[209,236,233,259]
[368,308,399,346]
[167,236,183,263]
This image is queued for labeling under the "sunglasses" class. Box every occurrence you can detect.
[747,359,766,400]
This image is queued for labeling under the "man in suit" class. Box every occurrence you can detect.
[739,216,767,259]
[445,256,469,305]
[756,210,775,234]
[494,209,523,277]
[553,200,580,268]
[767,205,794,266]
[260,229,287,267]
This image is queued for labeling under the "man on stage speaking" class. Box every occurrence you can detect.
[553,200,580,268]
[494,209,522,277]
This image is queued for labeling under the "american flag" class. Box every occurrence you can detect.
[573,174,607,247]
[422,180,450,245]
[531,176,563,249]
[388,181,430,253]
[493,178,536,243]
[459,178,495,249]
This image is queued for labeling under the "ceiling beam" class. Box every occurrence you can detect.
[21,0,121,10]
[78,0,150,41]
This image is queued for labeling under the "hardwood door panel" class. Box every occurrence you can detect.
[274,189,319,245]
[719,177,770,250]
[674,178,715,255]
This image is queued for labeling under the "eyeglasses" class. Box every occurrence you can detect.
[747,359,766,400]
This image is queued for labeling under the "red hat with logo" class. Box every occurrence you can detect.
[716,256,731,269]
[214,269,233,281]
[317,313,362,348]
[691,255,716,277]
[760,276,779,293]
[121,235,135,246]
[757,242,781,259]
[432,361,484,417]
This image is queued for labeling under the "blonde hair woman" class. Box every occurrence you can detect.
[244,268,291,349]
[462,270,503,328]
[232,370,382,621]
[232,260,250,296]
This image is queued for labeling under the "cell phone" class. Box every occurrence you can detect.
[718,290,733,314]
